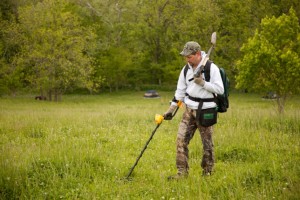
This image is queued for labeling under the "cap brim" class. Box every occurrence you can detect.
[180,50,192,56]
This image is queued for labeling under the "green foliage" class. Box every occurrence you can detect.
[215,0,274,82]
[236,8,300,113]
[1,0,300,95]
[0,92,299,199]
[99,47,134,91]
[0,14,25,95]
[135,0,221,85]
[4,0,98,99]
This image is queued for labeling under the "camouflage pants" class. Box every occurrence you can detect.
[176,107,214,174]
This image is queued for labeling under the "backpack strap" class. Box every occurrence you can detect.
[204,60,212,82]
[183,64,189,79]
[184,60,212,82]
[203,60,217,101]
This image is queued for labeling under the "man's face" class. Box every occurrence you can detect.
[185,52,201,67]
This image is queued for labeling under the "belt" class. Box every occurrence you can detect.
[186,94,215,104]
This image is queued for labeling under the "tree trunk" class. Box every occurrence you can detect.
[54,89,62,102]
[276,95,286,114]
[48,90,52,101]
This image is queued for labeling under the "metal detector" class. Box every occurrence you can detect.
[125,101,182,180]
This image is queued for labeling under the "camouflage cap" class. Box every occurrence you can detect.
[180,41,201,56]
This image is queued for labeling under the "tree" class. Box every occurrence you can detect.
[14,0,97,100]
[2,0,300,95]
[215,0,275,84]
[134,0,221,85]
[79,0,136,91]
[0,0,22,95]
[236,8,300,113]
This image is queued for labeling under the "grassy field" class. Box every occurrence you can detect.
[0,91,299,200]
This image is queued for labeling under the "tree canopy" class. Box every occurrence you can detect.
[0,0,299,99]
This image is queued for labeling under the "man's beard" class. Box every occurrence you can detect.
[189,62,196,67]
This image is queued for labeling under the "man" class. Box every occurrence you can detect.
[164,41,224,179]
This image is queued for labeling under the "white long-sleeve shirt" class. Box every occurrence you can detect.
[173,52,224,110]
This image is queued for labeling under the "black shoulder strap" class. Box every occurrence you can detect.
[184,60,212,82]
[183,64,189,79]
[204,60,212,82]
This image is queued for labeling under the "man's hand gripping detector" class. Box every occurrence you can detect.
[155,101,183,125]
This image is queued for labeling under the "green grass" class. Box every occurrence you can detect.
[0,92,299,199]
